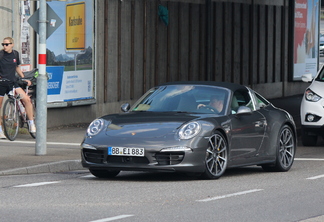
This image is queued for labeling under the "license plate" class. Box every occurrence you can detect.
[108,147,145,157]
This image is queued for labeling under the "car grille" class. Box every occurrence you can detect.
[107,156,149,164]
[154,152,184,165]
[83,148,149,164]
[83,149,105,164]
[83,149,184,165]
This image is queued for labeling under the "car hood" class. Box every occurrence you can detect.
[102,112,200,138]
[310,80,324,98]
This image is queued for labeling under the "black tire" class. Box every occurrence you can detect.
[262,125,296,172]
[200,131,228,179]
[2,99,19,141]
[89,169,120,178]
[301,129,317,146]
[28,98,36,139]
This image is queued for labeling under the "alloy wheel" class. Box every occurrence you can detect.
[203,132,228,179]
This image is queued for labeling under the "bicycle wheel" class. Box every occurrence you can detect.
[29,98,36,139]
[2,99,19,141]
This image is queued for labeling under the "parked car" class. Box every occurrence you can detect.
[81,81,297,179]
[319,34,324,56]
[320,42,324,56]
[300,66,324,146]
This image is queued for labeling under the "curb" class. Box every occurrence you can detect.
[0,160,84,176]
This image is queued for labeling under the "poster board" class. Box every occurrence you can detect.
[46,0,94,107]
[293,0,320,80]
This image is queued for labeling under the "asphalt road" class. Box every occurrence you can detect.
[0,140,323,222]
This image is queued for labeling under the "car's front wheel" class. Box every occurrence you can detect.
[89,169,120,178]
[201,131,228,179]
[262,125,296,172]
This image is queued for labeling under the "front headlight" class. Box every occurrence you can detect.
[305,89,321,102]
[87,118,105,136]
[178,121,201,140]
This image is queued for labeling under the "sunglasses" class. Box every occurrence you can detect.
[2,43,12,47]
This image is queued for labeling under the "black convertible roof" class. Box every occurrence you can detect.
[159,81,248,92]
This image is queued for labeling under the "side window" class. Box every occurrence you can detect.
[254,92,269,109]
[233,90,255,111]
[315,67,324,81]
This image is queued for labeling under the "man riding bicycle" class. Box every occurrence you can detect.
[0,37,36,139]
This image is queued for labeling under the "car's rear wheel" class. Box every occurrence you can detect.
[201,131,228,179]
[262,125,296,172]
[89,169,120,178]
[301,129,317,146]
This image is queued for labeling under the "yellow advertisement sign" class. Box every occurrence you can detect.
[66,2,85,51]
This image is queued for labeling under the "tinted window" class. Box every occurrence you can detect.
[315,67,324,81]
[233,90,254,111]
[131,85,230,115]
[254,91,270,109]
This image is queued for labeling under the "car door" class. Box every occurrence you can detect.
[229,89,266,165]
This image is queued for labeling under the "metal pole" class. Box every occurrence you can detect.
[36,0,47,155]
[75,53,77,71]
[11,0,15,38]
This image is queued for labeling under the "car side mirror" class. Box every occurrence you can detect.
[301,73,313,83]
[121,103,130,112]
[236,106,252,115]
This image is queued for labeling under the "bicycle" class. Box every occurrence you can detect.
[2,69,37,141]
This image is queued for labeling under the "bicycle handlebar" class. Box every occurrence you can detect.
[23,68,38,79]
[17,68,38,88]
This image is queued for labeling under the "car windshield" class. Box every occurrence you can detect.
[131,85,230,115]
[315,68,324,82]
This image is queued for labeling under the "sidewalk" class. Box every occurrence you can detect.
[0,125,88,176]
[0,95,303,176]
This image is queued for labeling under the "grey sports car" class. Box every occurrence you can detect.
[81,82,297,179]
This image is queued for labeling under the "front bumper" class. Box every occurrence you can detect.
[81,141,208,173]
[300,98,324,128]
[301,125,324,137]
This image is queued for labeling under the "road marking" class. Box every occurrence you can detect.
[197,189,263,202]
[89,215,134,222]
[0,140,80,146]
[307,174,324,180]
[81,175,95,178]
[299,215,324,221]
[295,158,324,161]
[13,181,61,188]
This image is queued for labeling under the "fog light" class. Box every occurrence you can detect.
[160,146,192,152]
[305,114,321,122]
[307,114,315,122]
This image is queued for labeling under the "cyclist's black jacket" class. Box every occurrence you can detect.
[0,50,20,82]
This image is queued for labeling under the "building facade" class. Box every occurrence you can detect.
[0,0,312,127]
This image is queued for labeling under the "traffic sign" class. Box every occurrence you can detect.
[28,4,63,39]
[66,2,85,51]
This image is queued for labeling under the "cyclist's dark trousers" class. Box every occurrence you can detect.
[0,80,14,97]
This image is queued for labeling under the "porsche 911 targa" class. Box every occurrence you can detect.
[81,82,297,179]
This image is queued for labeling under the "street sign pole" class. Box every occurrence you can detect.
[28,0,63,155]
[36,0,47,155]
